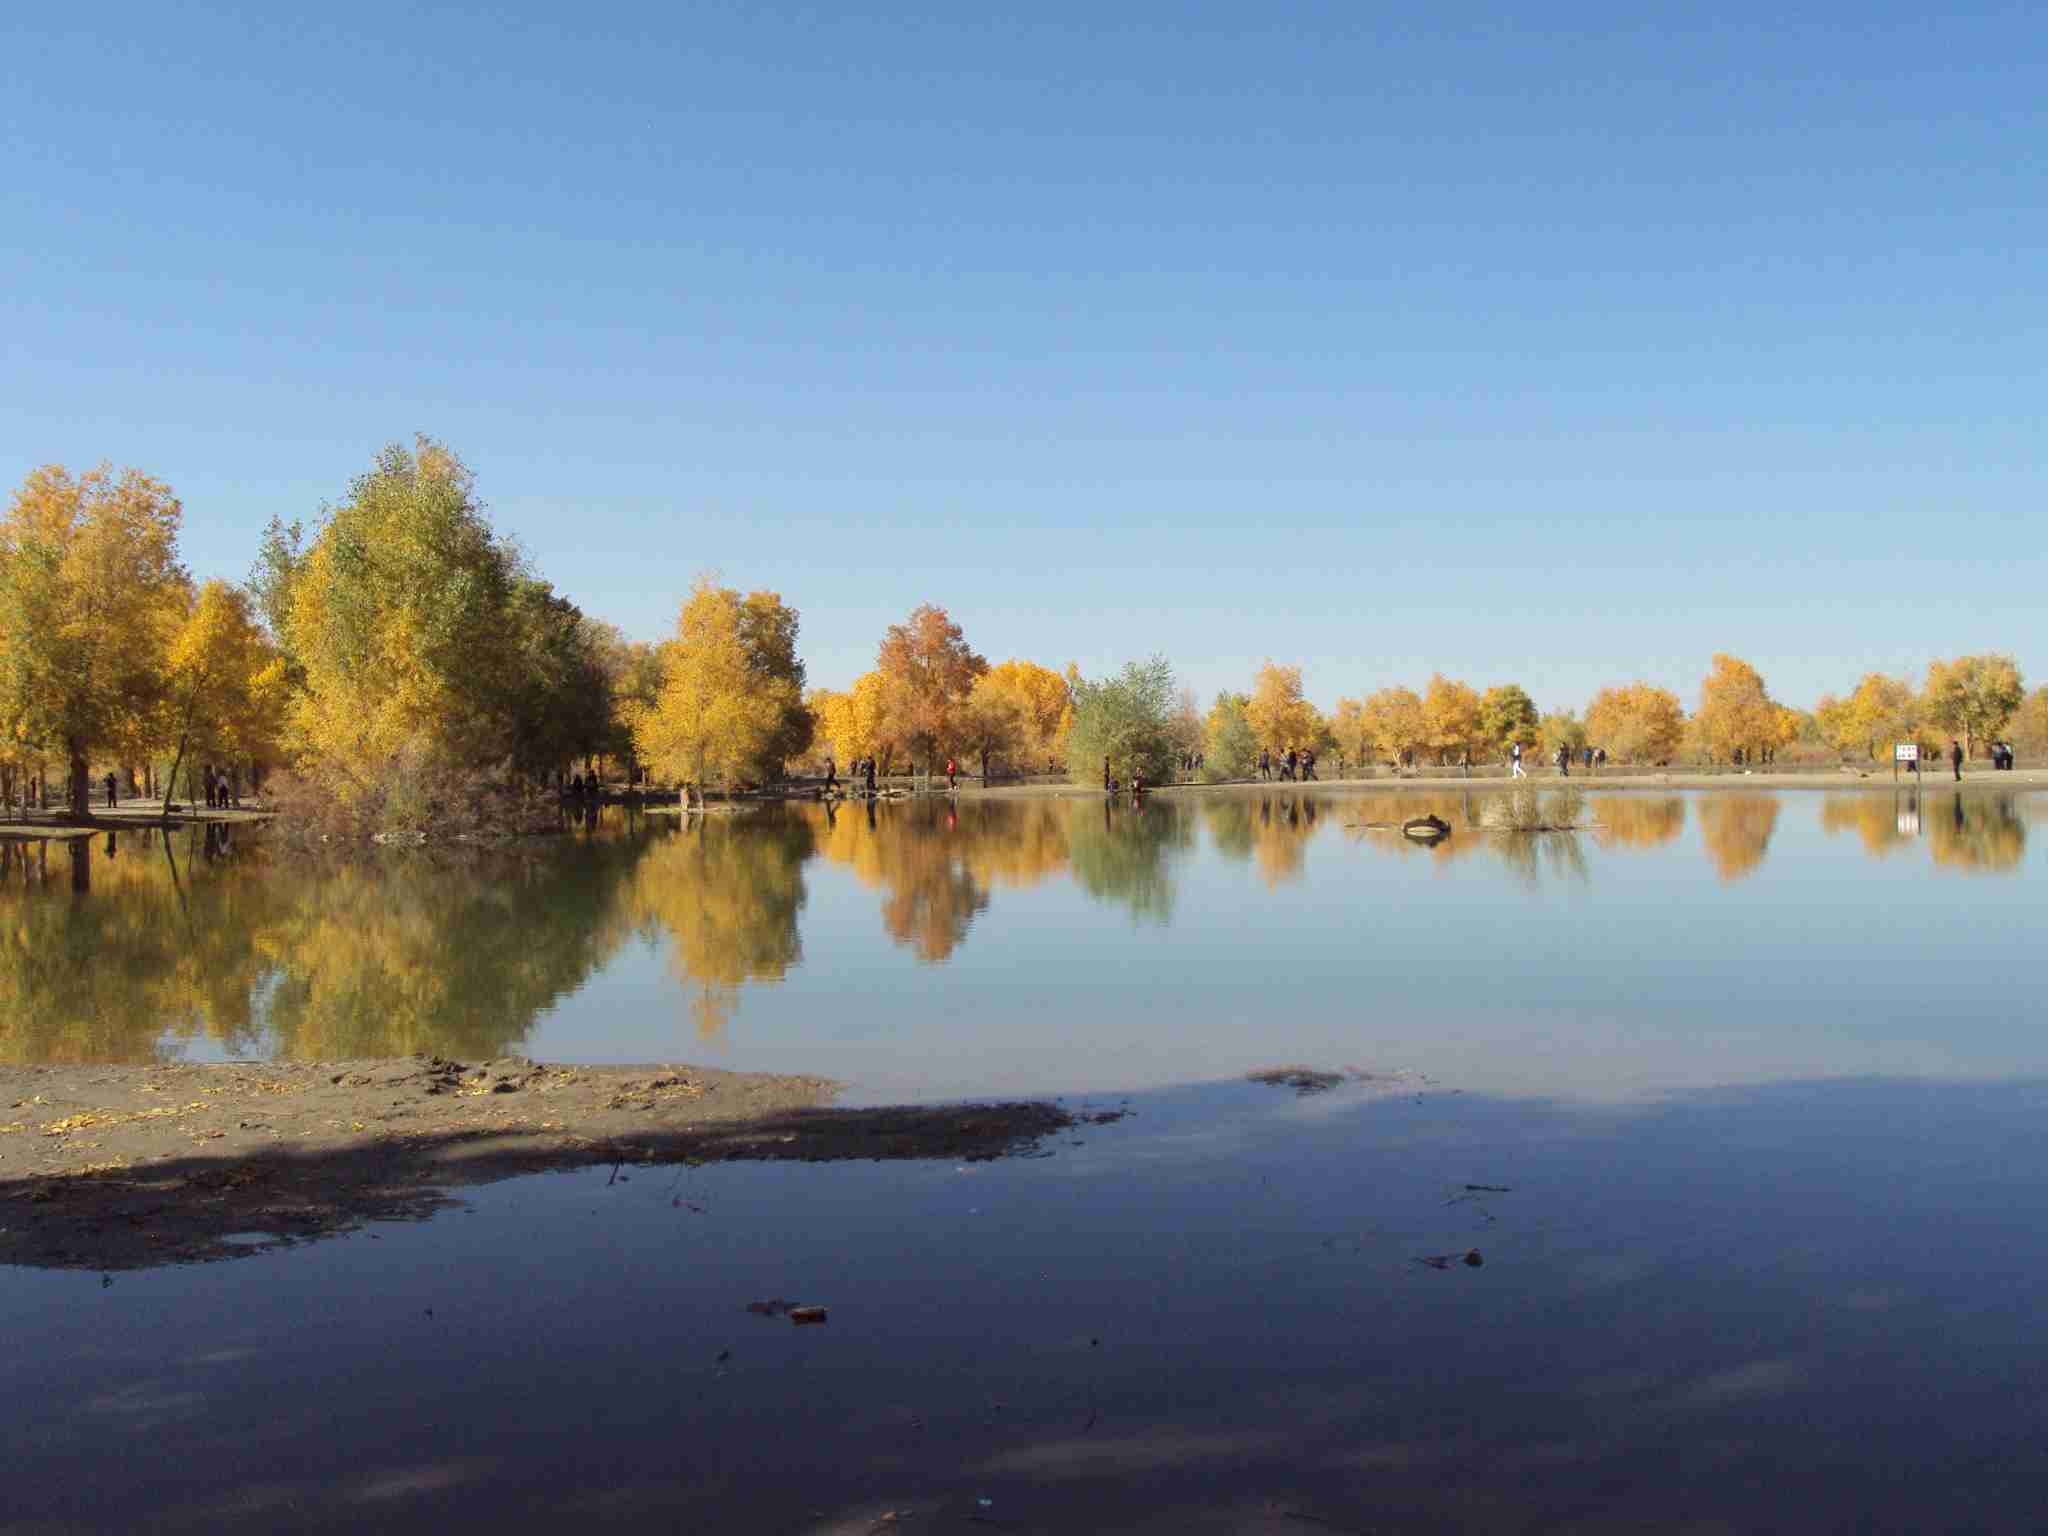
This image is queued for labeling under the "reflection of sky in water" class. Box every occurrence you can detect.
[7,1073,2047,1530]
[4,788,2040,1102]
[527,788,2045,1102]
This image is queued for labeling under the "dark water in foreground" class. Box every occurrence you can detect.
[6,1073,2047,1533]
[2,786,2042,1102]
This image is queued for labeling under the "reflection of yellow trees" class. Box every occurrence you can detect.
[1819,794,1916,860]
[625,813,812,1035]
[1589,796,1686,850]
[254,842,645,1058]
[0,825,659,1063]
[0,829,268,1063]
[1202,796,1320,888]
[1927,794,2026,874]
[1698,794,1780,881]
[807,801,990,962]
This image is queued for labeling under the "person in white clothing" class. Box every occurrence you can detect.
[1510,740,1526,779]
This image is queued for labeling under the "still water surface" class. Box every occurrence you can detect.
[2,786,2040,1101]
[6,785,2047,1531]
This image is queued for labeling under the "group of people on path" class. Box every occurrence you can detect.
[820,755,881,797]
[1256,747,1316,782]
[1507,742,1606,779]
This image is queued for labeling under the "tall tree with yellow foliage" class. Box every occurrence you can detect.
[1922,654,2024,759]
[971,659,1073,772]
[1694,654,1780,763]
[0,465,189,818]
[1357,686,1427,767]
[635,576,802,802]
[160,580,288,814]
[1584,682,1686,764]
[1421,674,1483,764]
[1245,662,1321,753]
[282,440,519,789]
[874,605,987,772]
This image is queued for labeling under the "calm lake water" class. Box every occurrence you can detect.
[0,782,2039,1105]
[3,786,2041,1102]
[6,785,2048,1531]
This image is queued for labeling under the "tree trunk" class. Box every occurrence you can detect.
[162,733,190,820]
[66,748,90,825]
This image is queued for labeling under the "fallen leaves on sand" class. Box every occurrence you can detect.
[39,1103,210,1137]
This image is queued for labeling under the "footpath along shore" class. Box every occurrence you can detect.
[0,1057,1100,1270]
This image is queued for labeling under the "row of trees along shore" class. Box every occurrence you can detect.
[2,446,2041,832]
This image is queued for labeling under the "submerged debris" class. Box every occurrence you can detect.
[1415,1249,1485,1270]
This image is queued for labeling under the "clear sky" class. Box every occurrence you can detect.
[3,1,2041,711]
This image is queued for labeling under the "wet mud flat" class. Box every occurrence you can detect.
[0,1056,1088,1269]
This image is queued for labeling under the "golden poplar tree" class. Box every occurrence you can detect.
[1421,674,1483,764]
[1245,662,1321,753]
[635,576,798,799]
[0,465,189,817]
[160,580,289,811]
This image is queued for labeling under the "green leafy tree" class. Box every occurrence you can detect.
[1203,691,1259,780]
[1066,655,1179,786]
[1478,684,1541,758]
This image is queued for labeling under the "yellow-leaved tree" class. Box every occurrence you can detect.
[1245,662,1321,753]
[1358,686,1427,767]
[874,604,987,773]
[282,440,518,790]
[1583,682,1686,764]
[0,464,189,818]
[1922,654,2024,759]
[1421,674,1483,764]
[635,576,801,803]
[160,580,289,813]
[1694,654,1779,763]
[971,659,1073,773]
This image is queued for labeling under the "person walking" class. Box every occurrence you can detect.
[946,756,957,791]
[1556,745,1569,778]
[824,755,838,793]
[104,771,117,809]
[1951,738,1964,782]
[1510,740,1526,779]
[1258,748,1271,782]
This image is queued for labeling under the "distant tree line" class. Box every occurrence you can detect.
[3,445,2036,832]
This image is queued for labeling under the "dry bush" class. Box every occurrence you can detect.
[266,738,560,846]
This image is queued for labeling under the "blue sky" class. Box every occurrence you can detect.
[3,1,2041,711]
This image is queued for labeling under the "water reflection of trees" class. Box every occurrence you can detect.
[1068,798,1195,920]
[1203,796,1322,888]
[0,821,662,1064]
[1697,793,1780,882]
[1588,796,1686,850]
[626,812,813,1035]
[1819,792,2027,873]
[1928,794,2026,873]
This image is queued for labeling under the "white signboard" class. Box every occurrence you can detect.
[1894,743,1919,762]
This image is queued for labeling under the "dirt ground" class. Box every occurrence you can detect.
[0,1056,1097,1270]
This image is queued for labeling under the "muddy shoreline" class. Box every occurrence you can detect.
[0,1057,1099,1270]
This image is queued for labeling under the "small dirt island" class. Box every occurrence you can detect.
[1,1057,1100,1270]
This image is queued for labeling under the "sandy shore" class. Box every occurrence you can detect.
[0,1057,1098,1269]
